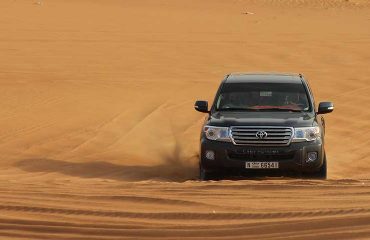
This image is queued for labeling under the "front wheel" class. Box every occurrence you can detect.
[199,165,221,181]
[303,155,327,180]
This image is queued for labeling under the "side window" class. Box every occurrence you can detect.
[211,78,227,111]
[303,79,315,111]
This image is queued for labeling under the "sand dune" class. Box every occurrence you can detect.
[0,0,370,239]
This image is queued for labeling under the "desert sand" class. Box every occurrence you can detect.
[0,0,370,239]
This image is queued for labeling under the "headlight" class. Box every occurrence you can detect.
[203,126,231,142]
[292,127,320,142]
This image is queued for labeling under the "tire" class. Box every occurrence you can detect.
[199,165,220,181]
[304,155,327,180]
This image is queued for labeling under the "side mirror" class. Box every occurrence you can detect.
[317,102,334,114]
[194,100,209,113]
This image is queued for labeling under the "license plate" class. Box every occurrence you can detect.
[245,162,279,169]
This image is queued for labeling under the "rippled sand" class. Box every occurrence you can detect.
[0,0,369,239]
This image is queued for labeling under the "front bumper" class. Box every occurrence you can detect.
[200,137,324,175]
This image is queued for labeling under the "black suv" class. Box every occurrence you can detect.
[194,73,334,180]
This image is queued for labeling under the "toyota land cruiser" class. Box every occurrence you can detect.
[194,73,334,180]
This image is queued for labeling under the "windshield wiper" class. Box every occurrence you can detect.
[216,107,257,111]
[217,107,304,112]
[254,108,303,112]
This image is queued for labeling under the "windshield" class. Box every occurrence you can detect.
[215,82,311,112]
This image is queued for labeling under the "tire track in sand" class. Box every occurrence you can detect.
[0,213,369,239]
[0,204,369,220]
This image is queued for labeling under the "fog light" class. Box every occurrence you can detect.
[307,152,318,162]
[205,150,215,160]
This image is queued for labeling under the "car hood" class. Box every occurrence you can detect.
[207,111,316,127]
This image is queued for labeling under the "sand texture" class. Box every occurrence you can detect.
[0,0,370,239]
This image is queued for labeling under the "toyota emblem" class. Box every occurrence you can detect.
[256,131,268,139]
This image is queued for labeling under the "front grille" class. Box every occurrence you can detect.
[227,149,295,161]
[230,126,293,146]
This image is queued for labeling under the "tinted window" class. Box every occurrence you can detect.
[216,82,310,112]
